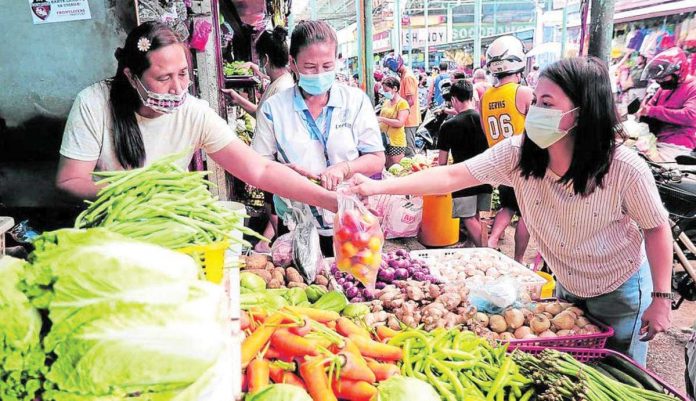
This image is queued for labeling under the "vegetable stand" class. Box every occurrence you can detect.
[0,216,13,254]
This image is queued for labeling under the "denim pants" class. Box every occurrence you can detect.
[556,259,653,366]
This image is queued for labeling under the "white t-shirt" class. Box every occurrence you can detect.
[60,81,235,172]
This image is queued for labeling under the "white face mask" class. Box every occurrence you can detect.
[134,76,188,114]
[525,105,579,149]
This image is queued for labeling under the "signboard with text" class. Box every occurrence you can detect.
[402,27,448,49]
[29,0,91,24]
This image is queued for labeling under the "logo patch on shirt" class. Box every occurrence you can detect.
[335,122,352,129]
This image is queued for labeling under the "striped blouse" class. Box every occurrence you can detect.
[465,135,668,297]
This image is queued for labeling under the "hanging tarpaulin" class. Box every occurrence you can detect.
[136,0,190,40]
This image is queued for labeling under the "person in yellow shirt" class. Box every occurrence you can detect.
[378,76,410,167]
[479,35,534,263]
[383,55,421,156]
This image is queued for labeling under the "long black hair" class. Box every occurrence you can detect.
[110,22,184,169]
[518,57,624,196]
[255,26,289,69]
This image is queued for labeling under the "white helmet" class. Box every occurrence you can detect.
[486,36,526,76]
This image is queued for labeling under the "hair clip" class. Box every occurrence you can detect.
[137,37,151,52]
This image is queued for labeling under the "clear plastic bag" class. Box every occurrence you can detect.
[333,187,384,289]
[285,205,323,284]
[270,233,293,268]
[467,277,524,314]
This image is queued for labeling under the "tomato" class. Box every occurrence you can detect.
[368,237,382,252]
[353,232,371,247]
[334,227,352,243]
[341,242,358,259]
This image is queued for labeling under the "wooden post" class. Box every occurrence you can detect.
[192,0,229,200]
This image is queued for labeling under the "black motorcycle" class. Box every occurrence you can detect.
[648,155,696,310]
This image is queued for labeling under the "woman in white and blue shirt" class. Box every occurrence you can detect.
[252,20,385,255]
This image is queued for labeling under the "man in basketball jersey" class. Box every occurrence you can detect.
[479,35,534,263]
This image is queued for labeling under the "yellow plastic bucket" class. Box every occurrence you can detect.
[536,271,556,299]
[419,194,460,247]
[178,240,230,284]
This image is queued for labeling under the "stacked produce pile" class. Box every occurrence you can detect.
[386,155,433,177]
[7,228,234,401]
[241,253,332,291]
[224,61,253,76]
[240,303,442,401]
[329,250,439,302]
[420,249,545,291]
[0,257,44,401]
[75,153,258,249]
[513,349,679,400]
[389,327,534,401]
[472,301,603,341]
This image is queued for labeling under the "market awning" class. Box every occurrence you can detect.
[569,0,696,27]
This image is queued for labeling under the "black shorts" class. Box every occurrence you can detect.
[498,185,521,214]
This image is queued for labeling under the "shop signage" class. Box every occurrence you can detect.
[452,24,535,41]
[29,0,91,24]
[402,27,448,48]
[373,31,392,52]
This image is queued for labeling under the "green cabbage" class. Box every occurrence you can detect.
[22,228,230,401]
[245,384,312,401]
[373,376,440,401]
[0,256,45,401]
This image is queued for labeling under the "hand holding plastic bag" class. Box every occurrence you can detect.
[333,186,384,289]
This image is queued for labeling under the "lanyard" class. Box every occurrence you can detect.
[301,107,334,161]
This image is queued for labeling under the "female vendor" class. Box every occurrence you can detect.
[56,22,335,213]
[252,20,385,255]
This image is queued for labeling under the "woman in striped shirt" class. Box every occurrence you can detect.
[350,57,672,365]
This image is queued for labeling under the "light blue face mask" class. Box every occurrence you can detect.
[382,91,394,100]
[296,62,336,95]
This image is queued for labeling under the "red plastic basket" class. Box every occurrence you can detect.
[504,305,614,349]
[512,346,689,401]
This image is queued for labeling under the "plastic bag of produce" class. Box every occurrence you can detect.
[368,194,422,239]
[468,277,524,314]
[286,205,322,284]
[333,187,384,289]
[271,233,294,267]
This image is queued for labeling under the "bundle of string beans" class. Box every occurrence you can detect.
[75,152,263,249]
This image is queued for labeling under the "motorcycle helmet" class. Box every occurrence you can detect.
[383,54,404,73]
[641,47,689,83]
[485,36,526,76]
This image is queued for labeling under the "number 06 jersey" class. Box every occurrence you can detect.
[480,82,527,147]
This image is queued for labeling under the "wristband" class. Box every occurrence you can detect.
[650,291,674,300]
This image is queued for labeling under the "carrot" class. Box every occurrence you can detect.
[336,339,375,383]
[289,319,312,336]
[271,328,321,357]
[336,317,371,338]
[285,306,340,323]
[265,347,283,360]
[331,378,378,401]
[300,358,337,401]
[365,358,400,381]
[242,313,283,367]
[375,325,400,342]
[325,320,337,330]
[247,358,270,394]
[338,351,376,383]
[241,370,249,392]
[349,334,403,361]
[241,310,251,331]
[268,363,285,383]
[282,371,307,389]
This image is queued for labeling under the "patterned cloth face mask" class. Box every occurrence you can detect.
[134,76,189,114]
